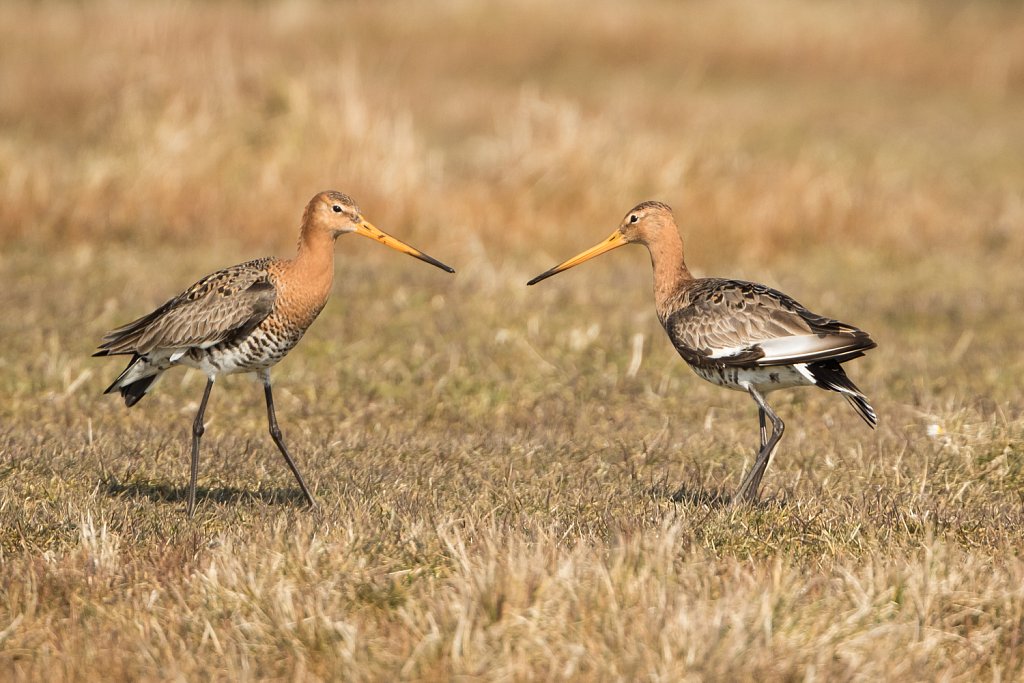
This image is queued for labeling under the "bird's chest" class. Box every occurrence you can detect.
[201,273,331,374]
[195,322,303,374]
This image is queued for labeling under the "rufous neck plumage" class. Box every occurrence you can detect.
[637,217,693,319]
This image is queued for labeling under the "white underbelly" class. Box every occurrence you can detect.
[692,364,814,392]
[172,331,301,378]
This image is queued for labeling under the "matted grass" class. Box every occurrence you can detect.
[2,0,1023,680]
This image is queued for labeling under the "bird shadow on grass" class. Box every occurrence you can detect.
[664,481,788,510]
[667,482,733,508]
[102,477,312,508]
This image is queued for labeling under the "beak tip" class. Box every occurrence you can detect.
[527,269,555,286]
[525,230,626,288]
[415,253,455,273]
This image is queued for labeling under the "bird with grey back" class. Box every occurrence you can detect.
[527,201,876,503]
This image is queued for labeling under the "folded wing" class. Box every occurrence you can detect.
[663,279,876,368]
[94,258,277,356]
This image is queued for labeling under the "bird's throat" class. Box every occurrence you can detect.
[647,228,693,315]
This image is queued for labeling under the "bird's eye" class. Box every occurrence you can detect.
[629,214,639,224]
[332,205,343,213]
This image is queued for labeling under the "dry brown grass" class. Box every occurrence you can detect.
[2,0,1024,680]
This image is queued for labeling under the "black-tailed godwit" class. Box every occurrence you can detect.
[95,191,455,516]
[527,201,876,503]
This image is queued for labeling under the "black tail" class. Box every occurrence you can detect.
[806,359,877,428]
[102,354,159,407]
[119,376,157,407]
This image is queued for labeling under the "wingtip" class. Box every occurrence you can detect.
[848,394,877,429]
[856,331,879,352]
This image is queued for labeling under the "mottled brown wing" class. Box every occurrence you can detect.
[663,279,875,368]
[95,258,277,356]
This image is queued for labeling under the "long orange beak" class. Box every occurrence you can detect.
[354,219,455,273]
[527,230,628,285]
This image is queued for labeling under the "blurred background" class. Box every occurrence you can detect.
[0,0,1023,437]
[2,0,1022,262]
[3,0,1023,407]
[2,0,1023,432]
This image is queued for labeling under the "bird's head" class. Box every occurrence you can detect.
[302,191,454,273]
[526,201,676,285]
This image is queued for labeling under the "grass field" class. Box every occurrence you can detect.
[2,0,1024,680]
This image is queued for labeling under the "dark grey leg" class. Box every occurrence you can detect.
[187,378,215,517]
[734,386,785,504]
[759,407,767,450]
[262,371,317,509]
